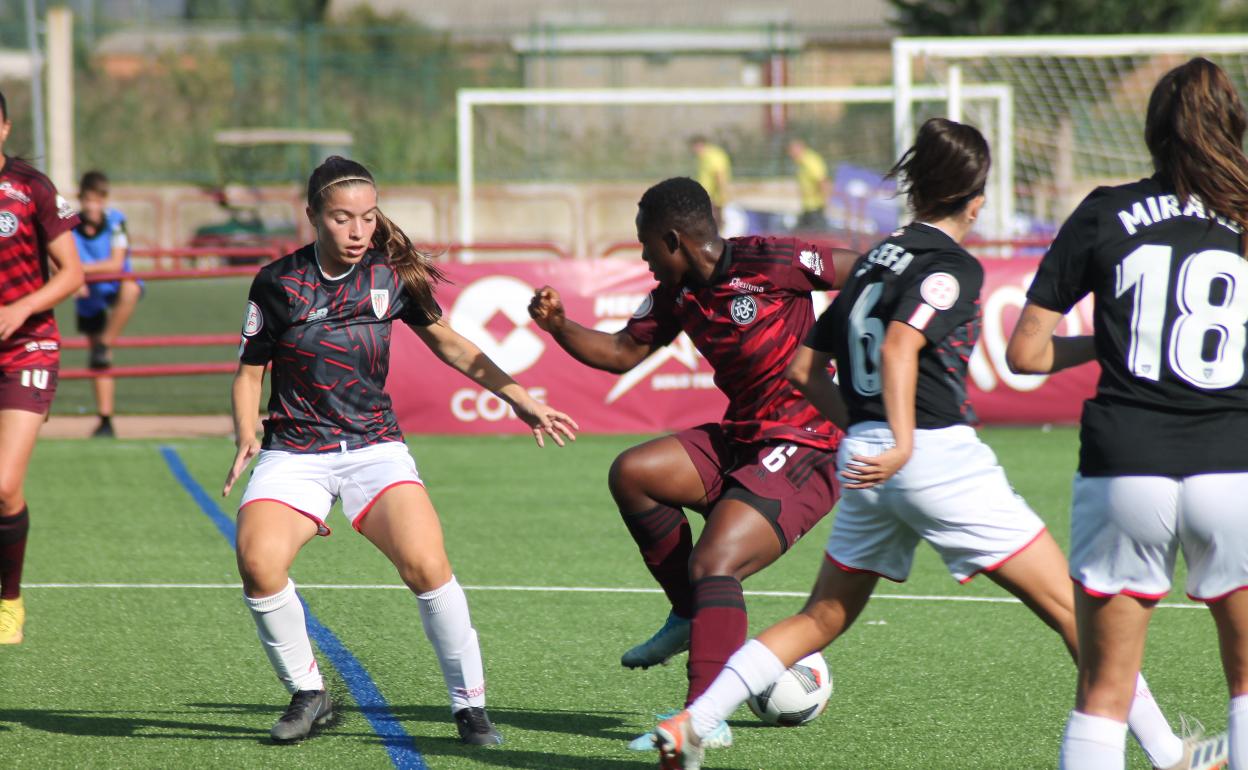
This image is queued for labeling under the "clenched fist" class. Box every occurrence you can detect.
[528,286,566,334]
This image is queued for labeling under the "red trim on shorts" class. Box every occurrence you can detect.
[957,528,1048,585]
[240,498,332,537]
[824,552,906,584]
[1073,579,1169,601]
[1188,585,1248,604]
[350,480,426,534]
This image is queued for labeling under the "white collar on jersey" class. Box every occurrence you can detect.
[314,242,357,281]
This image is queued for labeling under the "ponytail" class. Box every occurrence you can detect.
[307,155,445,317]
[1145,58,1248,235]
[371,209,445,318]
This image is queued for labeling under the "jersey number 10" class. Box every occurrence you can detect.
[1116,245,1248,389]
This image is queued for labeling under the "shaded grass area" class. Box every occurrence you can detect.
[2,429,1223,768]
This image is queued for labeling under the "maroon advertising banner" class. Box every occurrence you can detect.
[387,258,1097,435]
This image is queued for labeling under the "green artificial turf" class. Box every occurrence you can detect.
[0,429,1222,768]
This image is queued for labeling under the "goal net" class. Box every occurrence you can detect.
[894,35,1248,237]
[456,86,1009,254]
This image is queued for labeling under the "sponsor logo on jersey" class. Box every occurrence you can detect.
[55,195,75,220]
[632,292,654,318]
[0,182,30,204]
[730,294,758,325]
[799,249,824,276]
[23,341,56,352]
[307,307,329,322]
[0,210,17,238]
[729,277,766,294]
[370,289,390,318]
[243,301,263,336]
[920,272,960,310]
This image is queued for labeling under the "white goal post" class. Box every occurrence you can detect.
[893,35,1248,228]
[456,85,1013,252]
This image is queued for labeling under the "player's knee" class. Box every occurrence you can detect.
[800,598,847,644]
[235,547,288,595]
[687,548,747,583]
[395,554,453,594]
[608,449,653,505]
[0,475,24,516]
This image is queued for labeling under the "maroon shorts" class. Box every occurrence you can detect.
[675,423,840,552]
[0,363,59,414]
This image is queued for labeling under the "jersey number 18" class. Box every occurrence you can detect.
[1116,245,1248,389]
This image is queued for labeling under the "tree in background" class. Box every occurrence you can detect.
[183,0,329,24]
[889,0,1218,35]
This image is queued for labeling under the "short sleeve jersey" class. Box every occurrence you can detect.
[73,208,132,303]
[238,245,439,453]
[0,157,80,368]
[1027,175,1248,476]
[624,235,840,450]
[808,223,983,429]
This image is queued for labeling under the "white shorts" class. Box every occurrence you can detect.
[1070,473,1248,602]
[239,442,424,536]
[826,422,1047,584]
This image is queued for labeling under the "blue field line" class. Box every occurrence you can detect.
[158,445,428,770]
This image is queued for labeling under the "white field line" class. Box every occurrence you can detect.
[22,582,1208,610]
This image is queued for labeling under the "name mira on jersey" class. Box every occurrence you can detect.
[1116,193,1243,237]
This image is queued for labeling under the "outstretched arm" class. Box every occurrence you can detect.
[785,345,850,431]
[414,318,578,447]
[527,286,655,374]
[1005,302,1096,375]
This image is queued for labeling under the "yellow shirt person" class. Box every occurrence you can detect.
[690,137,731,220]
[788,138,831,230]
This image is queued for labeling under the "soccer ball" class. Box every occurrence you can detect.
[746,652,832,726]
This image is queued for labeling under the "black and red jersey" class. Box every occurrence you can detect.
[0,156,79,369]
[624,236,840,450]
[239,244,439,453]
[809,223,983,429]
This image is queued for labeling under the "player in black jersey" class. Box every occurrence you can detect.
[1009,58,1248,770]
[657,119,1210,770]
[223,157,577,745]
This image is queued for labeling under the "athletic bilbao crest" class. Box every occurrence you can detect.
[730,294,758,325]
[370,289,390,318]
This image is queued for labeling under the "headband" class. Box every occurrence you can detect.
[316,175,373,198]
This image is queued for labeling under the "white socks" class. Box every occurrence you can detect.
[1128,674,1184,768]
[688,639,786,738]
[1230,694,1248,770]
[1061,711,1128,770]
[417,575,486,713]
[244,579,324,694]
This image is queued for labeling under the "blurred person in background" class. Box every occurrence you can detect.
[689,136,731,227]
[0,88,85,644]
[72,170,142,438]
[788,137,831,232]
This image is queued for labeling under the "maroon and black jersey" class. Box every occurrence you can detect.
[625,235,839,450]
[239,244,439,453]
[0,156,79,369]
[808,223,983,429]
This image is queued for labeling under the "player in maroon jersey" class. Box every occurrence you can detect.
[0,89,85,645]
[528,176,855,749]
[224,156,577,744]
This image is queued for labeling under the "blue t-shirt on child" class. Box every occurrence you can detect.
[73,208,133,317]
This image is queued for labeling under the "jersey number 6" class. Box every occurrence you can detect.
[847,283,886,396]
[1116,245,1248,389]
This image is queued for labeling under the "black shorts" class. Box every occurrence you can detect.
[76,292,119,335]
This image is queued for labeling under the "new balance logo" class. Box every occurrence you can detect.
[308,308,329,322]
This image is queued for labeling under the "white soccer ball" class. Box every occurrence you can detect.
[746,651,833,727]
